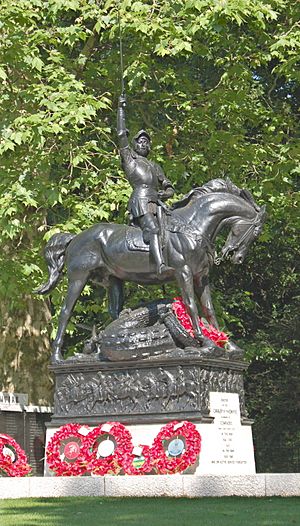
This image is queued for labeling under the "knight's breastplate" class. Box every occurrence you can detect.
[127,158,158,190]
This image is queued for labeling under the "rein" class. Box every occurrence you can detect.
[165,197,264,267]
[215,216,259,265]
[231,220,257,250]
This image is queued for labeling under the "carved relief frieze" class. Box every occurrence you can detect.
[53,361,246,420]
[54,365,201,417]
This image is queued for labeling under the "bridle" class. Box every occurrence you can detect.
[214,211,264,265]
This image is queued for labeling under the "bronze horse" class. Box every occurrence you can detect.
[36,179,266,363]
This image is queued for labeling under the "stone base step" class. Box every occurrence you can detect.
[0,474,299,499]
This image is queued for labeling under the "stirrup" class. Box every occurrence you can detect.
[157,263,169,275]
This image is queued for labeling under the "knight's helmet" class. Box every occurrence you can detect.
[132,129,151,147]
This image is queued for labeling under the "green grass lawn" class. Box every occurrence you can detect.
[0,497,299,526]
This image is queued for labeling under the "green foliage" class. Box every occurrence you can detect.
[245,350,300,472]
[0,0,298,369]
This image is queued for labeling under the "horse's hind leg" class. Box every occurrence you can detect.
[108,276,124,319]
[52,272,88,363]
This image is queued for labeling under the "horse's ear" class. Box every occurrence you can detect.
[241,188,260,212]
[240,188,252,202]
[260,204,267,218]
[257,204,267,223]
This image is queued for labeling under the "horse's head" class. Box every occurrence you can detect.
[221,205,267,264]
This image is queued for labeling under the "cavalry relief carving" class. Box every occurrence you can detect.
[55,366,200,416]
[54,364,245,418]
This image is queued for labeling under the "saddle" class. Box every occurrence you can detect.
[125,212,197,255]
[125,227,150,253]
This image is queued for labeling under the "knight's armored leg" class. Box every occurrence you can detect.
[150,232,167,275]
[140,213,167,275]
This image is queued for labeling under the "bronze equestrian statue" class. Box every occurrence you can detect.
[35,178,266,363]
[117,94,175,274]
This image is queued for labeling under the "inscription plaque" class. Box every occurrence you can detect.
[198,392,255,474]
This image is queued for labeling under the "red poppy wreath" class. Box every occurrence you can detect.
[81,422,133,476]
[172,297,229,347]
[151,420,201,474]
[46,423,91,476]
[121,444,153,475]
[0,433,31,477]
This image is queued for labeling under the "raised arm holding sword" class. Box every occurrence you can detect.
[117,94,175,274]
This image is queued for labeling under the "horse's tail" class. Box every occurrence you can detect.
[34,232,75,295]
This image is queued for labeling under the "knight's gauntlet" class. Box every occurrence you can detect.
[117,103,128,149]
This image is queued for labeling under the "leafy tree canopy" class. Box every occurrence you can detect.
[0,0,299,399]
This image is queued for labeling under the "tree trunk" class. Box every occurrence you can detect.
[0,296,53,405]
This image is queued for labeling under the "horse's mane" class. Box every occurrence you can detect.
[172,178,260,212]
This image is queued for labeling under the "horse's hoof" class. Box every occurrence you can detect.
[158,264,173,276]
[199,337,227,357]
[50,350,65,365]
[51,357,65,365]
[195,336,214,348]
[225,340,245,359]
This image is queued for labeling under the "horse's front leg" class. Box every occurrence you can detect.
[52,273,88,363]
[175,265,204,343]
[194,273,219,329]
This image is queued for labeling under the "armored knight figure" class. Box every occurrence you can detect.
[117,94,175,274]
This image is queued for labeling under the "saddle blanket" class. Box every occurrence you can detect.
[125,227,150,252]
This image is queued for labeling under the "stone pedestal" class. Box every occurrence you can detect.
[46,354,255,475]
[48,355,249,426]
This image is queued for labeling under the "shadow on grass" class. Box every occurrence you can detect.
[1,497,299,526]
